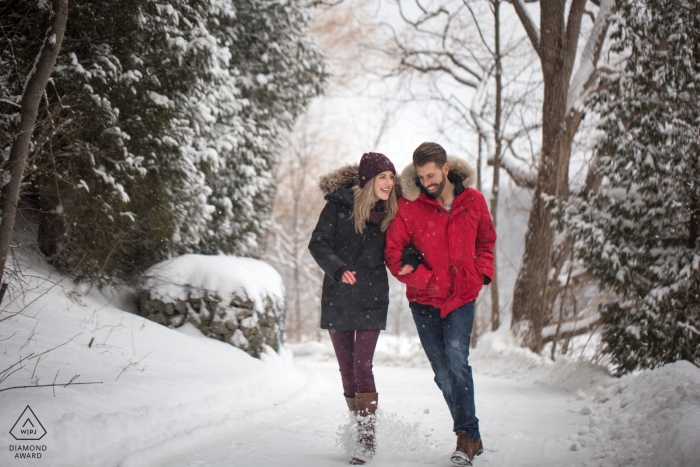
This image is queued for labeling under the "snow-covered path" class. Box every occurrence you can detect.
[125,359,592,467]
[3,254,697,467]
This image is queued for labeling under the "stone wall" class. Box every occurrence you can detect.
[136,256,285,358]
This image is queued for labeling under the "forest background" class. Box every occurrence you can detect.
[1,0,698,376]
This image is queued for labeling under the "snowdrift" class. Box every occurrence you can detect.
[2,246,698,466]
[0,253,305,467]
[472,327,700,466]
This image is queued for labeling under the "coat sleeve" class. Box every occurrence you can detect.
[308,201,347,281]
[401,243,422,269]
[474,195,497,281]
[385,211,432,289]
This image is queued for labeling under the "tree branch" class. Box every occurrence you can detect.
[564,0,588,78]
[0,381,102,393]
[496,139,538,189]
[566,0,615,113]
[509,0,541,57]
[400,59,480,88]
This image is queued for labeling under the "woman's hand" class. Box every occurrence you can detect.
[398,265,415,276]
[341,270,357,285]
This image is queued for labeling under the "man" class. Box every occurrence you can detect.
[385,142,496,466]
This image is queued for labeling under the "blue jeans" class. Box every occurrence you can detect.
[410,301,480,440]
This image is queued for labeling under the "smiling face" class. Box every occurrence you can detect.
[416,162,449,198]
[373,170,395,201]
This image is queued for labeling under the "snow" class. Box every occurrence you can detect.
[579,361,700,467]
[541,312,601,339]
[1,249,699,466]
[142,254,285,314]
[1,251,301,467]
[566,0,615,113]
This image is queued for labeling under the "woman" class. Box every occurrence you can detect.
[308,152,418,464]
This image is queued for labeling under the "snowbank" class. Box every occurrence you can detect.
[580,361,700,467]
[0,253,303,467]
[472,326,610,392]
[470,327,700,466]
[139,254,285,356]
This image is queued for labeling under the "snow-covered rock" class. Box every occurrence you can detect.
[138,254,285,357]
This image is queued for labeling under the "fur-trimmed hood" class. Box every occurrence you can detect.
[318,163,402,198]
[399,156,476,202]
[319,164,360,195]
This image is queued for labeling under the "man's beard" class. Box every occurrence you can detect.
[425,173,446,199]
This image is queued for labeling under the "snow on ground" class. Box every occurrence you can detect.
[0,249,304,467]
[1,246,699,466]
[579,361,700,467]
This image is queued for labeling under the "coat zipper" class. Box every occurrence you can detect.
[353,229,369,264]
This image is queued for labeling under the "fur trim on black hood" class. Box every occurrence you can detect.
[399,156,476,202]
[318,163,402,197]
[319,164,359,195]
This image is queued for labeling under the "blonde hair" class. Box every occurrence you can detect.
[351,175,398,233]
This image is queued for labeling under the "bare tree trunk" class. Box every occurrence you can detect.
[489,0,503,331]
[511,0,571,353]
[0,0,68,297]
[510,0,609,353]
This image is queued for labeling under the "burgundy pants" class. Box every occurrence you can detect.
[329,329,381,398]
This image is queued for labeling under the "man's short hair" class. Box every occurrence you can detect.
[413,142,447,167]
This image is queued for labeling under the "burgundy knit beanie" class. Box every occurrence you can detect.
[358,152,396,188]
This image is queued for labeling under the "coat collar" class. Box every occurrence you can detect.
[324,185,354,210]
[414,173,475,210]
[318,162,403,209]
[398,155,476,202]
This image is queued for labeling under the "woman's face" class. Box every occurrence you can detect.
[373,170,395,201]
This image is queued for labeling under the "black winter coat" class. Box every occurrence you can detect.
[309,184,390,330]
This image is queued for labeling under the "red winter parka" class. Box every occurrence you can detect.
[385,157,497,318]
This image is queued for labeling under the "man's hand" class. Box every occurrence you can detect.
[341,270,357,285]
[398,265,415,276]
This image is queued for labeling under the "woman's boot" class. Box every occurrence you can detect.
[352,392,378,463]
[345,395,357,413]
[345,395,365,465]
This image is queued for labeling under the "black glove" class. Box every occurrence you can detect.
[483,275,492,285]
[401,243,423,269]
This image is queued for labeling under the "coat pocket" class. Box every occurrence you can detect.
[353,267,389,309]
[423,269,452,299]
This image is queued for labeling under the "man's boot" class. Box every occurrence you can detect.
[450,432,484,466]
[350,392,378,465]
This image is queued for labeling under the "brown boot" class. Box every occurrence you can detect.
[345,395,357,413]
[450,432,483,466]
[352,392,378,464]
[355,392,378,417]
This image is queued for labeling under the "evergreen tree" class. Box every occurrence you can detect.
[196,0,325,256]
[1,0,325,282]
[563,0,700,375]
